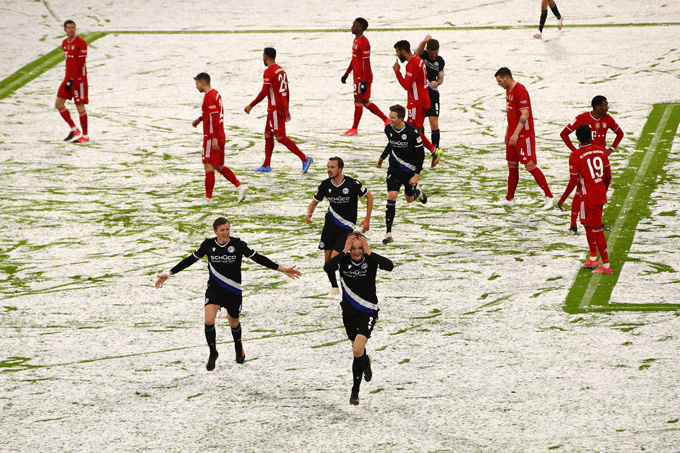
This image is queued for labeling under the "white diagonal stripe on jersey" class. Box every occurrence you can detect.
[391,150,416,172]
[328,205,356,230]
[208,262,242,292]
[341,278,378,312]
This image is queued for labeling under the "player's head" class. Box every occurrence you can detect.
[194,72,211,92]
[394,40,411,63]
[213,217,231,243]
[63,20,76,38]
[388,104,406,127]
[494,67,513,89]
[352,18,368,35]
[591,95,609,114]
[576,124,592,146]
[263,47,276,66]
[348,233,366,260]
[426,38,440,60]
[327,157,344,178]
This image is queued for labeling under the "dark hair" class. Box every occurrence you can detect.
[389,104,406,119]
[355,17,368,31]
[328,156,344,169]
[194,72,210,84]
[495,67,512,78]
[575,124,592,145]
[213,217,230,230]
[591,95,607,109]
[63,20,75,27]
[264,47,277,60]
[394,40,411,54]
[426,39,439,51]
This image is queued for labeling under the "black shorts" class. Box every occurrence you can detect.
[204,285,242,319]
[342,306,379,341]
[319,216,352,252]
[426,90,440,117]
[387,170,418,197]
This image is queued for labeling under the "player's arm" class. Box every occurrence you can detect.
[192,116,202,127]
[408,138,425,185]
[557,173,579,210]
[323,252,344,275]
[305,199,320,223]
[604,161,612,190]
[560,125,578,153]
[415,35,430,56]
[246,248,301,279]
[245,82,269,113]
[436,70,444,87]
[376,143,391,167]
[155,251,202,288]
[609,127,624,154]
[370,252,394,272]
[393,65,414,90]
[359,190,373,232]
[509,108,530,146]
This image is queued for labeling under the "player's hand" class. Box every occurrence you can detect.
[429,80,439,89]
[192,118,201,128]
[374,158,383,168]
[509,134,519,146]
[358,234,371,255]
[359,217,370,233]
[557,199,565,210]
[424,34,432,42]
[358,81,367,94]
[305,213,313,224]
[286,111,291,122]
[342,234,358,254]
[393,60,401,72]
[65,79,73,92]
[606,147,615,156]
[211,138,219,151]
[341,72,349,84]
[409,174,420,185]
[244,105,252,114]
[279,265,302,279]
[155,273,169,288]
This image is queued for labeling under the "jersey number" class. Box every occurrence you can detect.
[586,156,604,179]
[278,73,288,93]
[367,316,374,329]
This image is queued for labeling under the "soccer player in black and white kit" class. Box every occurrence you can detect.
[324,233,393,405]
[375,104,427,245]
[415,35,445,152]
[155,217,301,370]
[306,157,373,295]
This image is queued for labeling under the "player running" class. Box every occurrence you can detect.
[306,157,373,295]
[56,20,90,144]
[245,47,313,174]
[193,73,247,206]
[415,35,445,153]
[393,40,443,168]
[533,0,564,39]
[323,233,393,405]
[341,17,388,136]
[557,125,612,274]
[155,217,301,370]
[375,105,428,245]
[493,67,553,209]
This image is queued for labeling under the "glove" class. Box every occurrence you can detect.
[65,79,73,92]
[341,72,349,84]
[358,81,367,94]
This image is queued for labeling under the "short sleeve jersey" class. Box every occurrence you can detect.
[201,89,225,141]
[313,176,368,231]
[62,36,87,80]
[384,123,425,175]
[351,35,373,83]
[192,237,256,295]
[263,64,289,114]
[565,112,621,149]
[420,52,445,92]
[506,82,534,140]
[404,55,430,108]
[569,144,610,205]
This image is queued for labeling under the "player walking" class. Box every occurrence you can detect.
[341,17,388,136]
[494,67,553,209]
[56,20,89,143]
[533,0,563,39]
[415,35,445,153]
[323,233,393,405]
[245,48,313,174]
[560,96,624,234]
[375,105,427,245]
[557,125,612,274]
[155,217,302,370]
[193,73,247,206]
[306,157,373,295]
[393,40,443,168]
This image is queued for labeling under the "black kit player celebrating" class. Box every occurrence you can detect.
[155,217,301,370]
[375,104,428,244]
[324,233,393,405]
[306,156,373,295]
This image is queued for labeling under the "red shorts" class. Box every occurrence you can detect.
[407,106,426,129]
[579,199,603,227]
[57,78,88,104]
[506,134,536,164]
[353,79,371,100]
[266,110,286,136]
[202,137,225,167]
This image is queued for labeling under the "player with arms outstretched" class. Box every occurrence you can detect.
[56,20,89,143]
[245,47,313,174]
[341,17,388,136]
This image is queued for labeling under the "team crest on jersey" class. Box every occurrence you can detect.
[227,246,235,253]
[361,263,368,270]
[402,134,407,140]
[342,188,349,194]
[602,122,607,129]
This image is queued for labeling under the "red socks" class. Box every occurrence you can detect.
[205,170,215,198]
[79,110,88,136]
[571,192,581,228]
[59,107,76,128]
[277,136,307,161]
[352,102,363,129]
[507,162,519,200]
[264,134,275,167]
[364,101,387,122]
[219,166,240,187]
[593,227,609,264]
[420,132,435,153]
[525,162,553,197]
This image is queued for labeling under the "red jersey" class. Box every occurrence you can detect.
[395,55,430,109]
[62,36,87,80]
[561,112,623,153]
[505,82,534,140]
[565,144,611,205]
[202,89,225,141]
[250,64,289,114]
[347,35,373,83]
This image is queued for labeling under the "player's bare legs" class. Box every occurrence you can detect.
[534,0,562,38]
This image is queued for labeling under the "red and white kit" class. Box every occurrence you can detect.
[348,35,373,100]
[561,144,611,226]
[504,82,535,164]
[201,88,226,167]
[395,55,430,129]
[58,36,88,104]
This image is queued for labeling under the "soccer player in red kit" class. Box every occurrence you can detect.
[557,125,612,274]
[341,18,388,136]
[56,20,89,143]
[494,67,553,209]
[245,47,313,174]
[192,73,247,206]
[393,40,443,168]
[560,95,624,234]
